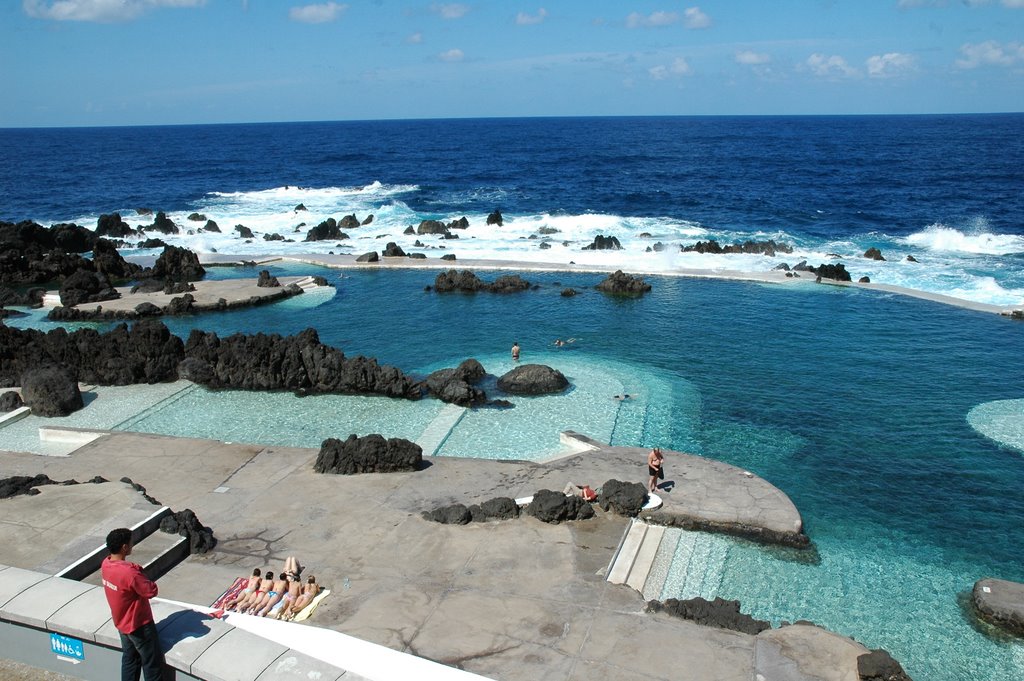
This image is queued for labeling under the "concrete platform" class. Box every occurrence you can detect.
[0,428,863,681]
[49,275,314,317]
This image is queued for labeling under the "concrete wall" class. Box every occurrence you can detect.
[0,563,485,681]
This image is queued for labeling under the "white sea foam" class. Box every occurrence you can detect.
[52,184,1024,307]
[904,224,1024,255]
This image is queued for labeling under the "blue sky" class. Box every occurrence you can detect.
[2,0,1022,126]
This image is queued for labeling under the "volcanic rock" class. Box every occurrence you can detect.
[811,263,852,282]
[403,226,415,235]
[96,213,135,238]
[864,247,886,261]
[151,245,205,282]
[313,434,423,474]
[256,270,280,287]
[159,508,216,554]
[181,327,419,398]
[58,269,120,307]
[486,210,503,226]
[162,281,195,295]
[441,254,457,261]
[857,649,913,681]
[356,251,379,262]
[423,503,472,525]
[682,239,793,256]
[906,255,918,263]
[448,217,470,230]
[92,238,140,280]
[583,235,622,250]
[203,220,220,233]
[148,212,179,234]
[474,496,519,521]
[598,479,647,517]
[234,224,255,239]
[497,364,568,395]
[596,270,651,296]
[305,218,350,242]
[383,242,406,257]
[527,489,595,523]
[422,358,487,406]
[20,365,83,417]
[0,390,24,412]
[561,288,577,297]
[417,220,449,235]
[361,215,374,225]
[646,597,771,635]
[140,238,168,249]
[338,214,361,230]
[263,233,284,241]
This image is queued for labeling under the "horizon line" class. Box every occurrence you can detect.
[2,110,1023,132]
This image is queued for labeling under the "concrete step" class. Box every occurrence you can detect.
[416,403,467,456]
[626,524,665,593]
[606,520,647,585]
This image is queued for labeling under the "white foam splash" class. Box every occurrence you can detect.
[904,224,1024,255]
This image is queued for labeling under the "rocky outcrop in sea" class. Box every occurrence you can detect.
[682,239,793,256]
[496,364,568,395]
[429,269,532,293]
[596,270,651,296]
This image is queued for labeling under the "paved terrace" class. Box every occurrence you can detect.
[0,429,870,681]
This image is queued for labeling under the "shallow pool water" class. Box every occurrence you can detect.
[8,264,1024,681]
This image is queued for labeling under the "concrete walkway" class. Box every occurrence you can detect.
[0,429,866,681]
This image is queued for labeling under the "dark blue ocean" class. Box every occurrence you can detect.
[3,116,1024,679]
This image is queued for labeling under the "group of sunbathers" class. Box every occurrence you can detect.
[223,557,318,620]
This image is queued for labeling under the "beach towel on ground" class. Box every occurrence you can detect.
[211,577,248,609]
[291,588,330,622]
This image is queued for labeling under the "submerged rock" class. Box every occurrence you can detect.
[596,270,651,296]
[497,364,568,395]
[857,649,913,681]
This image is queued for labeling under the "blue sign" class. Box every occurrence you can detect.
[50,633,85,662]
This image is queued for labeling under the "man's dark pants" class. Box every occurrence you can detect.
[119,621,164,681]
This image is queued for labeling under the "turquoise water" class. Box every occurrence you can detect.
[9,263,1024,680]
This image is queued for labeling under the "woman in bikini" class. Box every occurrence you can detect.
[283,575,319,620]
[271,574,303,619]
[243,571,276,614]
[256,573,289,617]
[224,568,261,611]
[647,447,665,493]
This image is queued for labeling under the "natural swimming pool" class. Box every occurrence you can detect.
[7,263,1024,680]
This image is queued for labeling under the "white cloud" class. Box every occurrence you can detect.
[516,8,547,25]
[23,0,204,22]
[626,10,679,28]
[955,40,1024,68]
[1003,0,1024,6]
[649,57,692,80]
[431,3,469,19]
[735,50,770,65]
[407,31,423,44]
[438,48,465,62]
[805,53,859,78]
[683,7,711,29]
[866,52,916,77]
[289,2,346,23]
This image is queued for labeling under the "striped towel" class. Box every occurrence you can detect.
[211,577,248,609]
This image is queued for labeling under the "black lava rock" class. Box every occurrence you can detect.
[234,224,255,239]
[423,503,472,525]
[305,218,349,242]
[417,220,449,235]
[682,239,793,256]
[0,390,24,412]
[598,479,647,517]
[486,210,504,226]
[147,212,179,234]
[583,235,622,250]
[96,213,135,238]
[314,434,423,474]
[422,358,487,406]
[596,270,651,296]
[383,242,406,257]
[811,263,852,282]
[20,365,83,417]
[864,248,886,261]
[150,245,205,282]
[857,649,913,681]
[159,508,216,554]
[497,364,569,395]
[58,269,120,307]
[527,489,595,523]
[646,597,771,635]
[356,251,379,262]
[257,270,280,287]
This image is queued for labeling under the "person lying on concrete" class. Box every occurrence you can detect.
[270,574,302,619]
[240,571,275,614]
[256,572,289,617]
[283,556,303,581]
[283,575,319,620]
[562,482,597,501]
[224,568,262,611]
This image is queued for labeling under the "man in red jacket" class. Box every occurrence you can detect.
[101,528,164,681]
